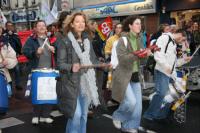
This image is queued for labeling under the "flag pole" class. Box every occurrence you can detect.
[25,0,30,30]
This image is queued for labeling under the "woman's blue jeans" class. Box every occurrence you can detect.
[143,70,170,120]
[112,82,142,130]
[65,93,89,133]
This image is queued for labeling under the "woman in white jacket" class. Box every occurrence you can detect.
[0,26,17,101]
[0,25,18,114]
[0,25,18,92]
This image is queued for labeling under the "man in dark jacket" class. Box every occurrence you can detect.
[4,21,22,90]
[4,21,22,55]
[23,20,55,125]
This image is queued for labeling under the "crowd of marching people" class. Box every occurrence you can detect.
[0,10,200,133]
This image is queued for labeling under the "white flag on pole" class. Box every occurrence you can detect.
[0,9,7,26]
[51,0,58,19]
[40,1,56,25]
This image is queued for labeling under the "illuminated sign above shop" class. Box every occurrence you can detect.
[78,0,144,10]
[79,0,156,18]
[96,6,118,15]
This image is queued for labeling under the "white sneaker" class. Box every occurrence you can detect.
[113,120,121,129]
[39,117,45,122]
[39,117,53,123]
[107,101,118,107]
[122,129,138,133]
[45,118,54,123]
[32,117,39,124]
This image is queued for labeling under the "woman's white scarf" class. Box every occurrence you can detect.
[68,32,100,106]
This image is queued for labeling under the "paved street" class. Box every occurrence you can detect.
[1,90,200,133]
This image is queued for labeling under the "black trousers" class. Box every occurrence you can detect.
[95,69,106,107]
[33,104,52,118]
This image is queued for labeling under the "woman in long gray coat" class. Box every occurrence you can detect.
[111,16,151,133]
[56,12,99,133]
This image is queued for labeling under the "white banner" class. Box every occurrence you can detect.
[0,9,7,25]
[51,0,58,19]
[40,1,56,25]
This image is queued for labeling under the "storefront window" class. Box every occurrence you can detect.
[171,9,200,29]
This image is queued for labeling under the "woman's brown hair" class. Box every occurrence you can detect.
[63,12,88,36]
[158,23,169,32]
[122,15,141,32]
[57,11,71,30]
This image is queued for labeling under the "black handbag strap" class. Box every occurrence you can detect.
[164,35,175,53]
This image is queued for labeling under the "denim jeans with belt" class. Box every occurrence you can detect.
[143,70,170,120]
[112,82,142,130]
[65,92,89,133]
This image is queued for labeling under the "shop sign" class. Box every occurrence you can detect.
[81,0,156,18]
[74,0,144,9]
[96,6,118,15]
[11,10,39,23]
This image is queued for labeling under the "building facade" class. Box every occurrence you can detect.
[0,0,73,31]
[73,0,159,34]
[159,0,200,28]
[1,0,199,32]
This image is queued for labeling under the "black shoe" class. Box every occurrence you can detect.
[96,105,109,114]
[142,116,155,125]
[0,112,7,118]
[16,85,23,90]
[142,117,158,131]
[154,118,171,124]
[143,117,154,122]
[88,110,94,119]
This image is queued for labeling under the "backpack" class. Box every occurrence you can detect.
[110,37,128,69]
[146,34,174,75]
